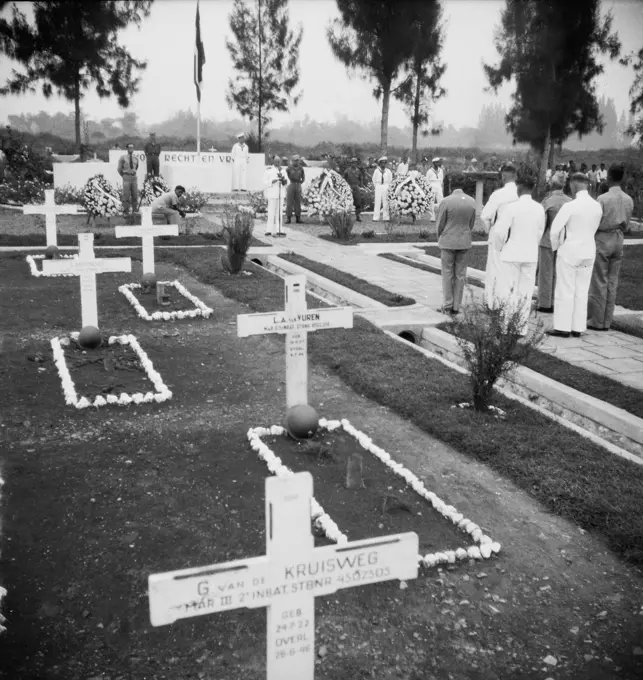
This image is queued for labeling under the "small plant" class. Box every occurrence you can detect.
[326,208,355,241]
[182,188,209,213]
[54,183,85,205]
[418,230,430,240]
[448,293,544,412]
[382,216,397,240]
[221,204,255,274]
[247,190,268,214]
[362,229,376,239]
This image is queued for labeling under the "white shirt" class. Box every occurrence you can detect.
[550,190,603,264]
[597,168,607,182]
[546,168,553,182]
[426,166,444,185]
[231,142,249,163]
[480,181,518,231]
[372,167,392,185]
[263,166,287,199]
[494,194,546,263]
[396,162,409,176]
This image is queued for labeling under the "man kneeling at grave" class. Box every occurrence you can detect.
[151,185,186,224]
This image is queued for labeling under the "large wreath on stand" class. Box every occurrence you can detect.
[83,174,122,218]
[387,171,434,219]
[140,175,170,206]
[303,169,354,220]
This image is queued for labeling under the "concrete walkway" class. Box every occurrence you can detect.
[256,223,643,391]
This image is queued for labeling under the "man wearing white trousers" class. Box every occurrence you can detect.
[372,156,392,221]
[263,156,288,237]
[481,163,518,308]
[426,157,445,220]
[231,132,249,192]
[493,175,545,335]
[548,173,603,338]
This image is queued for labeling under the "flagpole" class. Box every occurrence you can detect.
[197,100,201,155]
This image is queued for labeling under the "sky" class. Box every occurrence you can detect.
[0,0,641,131]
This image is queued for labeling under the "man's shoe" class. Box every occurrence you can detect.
[537,306,554,313]
[296,217,302,223]
[356,216,362,222]
[286,218,292,224]
[438,307,453,314]
[275,232,287,237]
[546,329,571,338]
[265,232,273,236]
[571,331,581,338]
[586,325,607,331]
[450,309,460,315]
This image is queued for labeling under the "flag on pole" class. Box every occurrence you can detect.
[194,0,206,103]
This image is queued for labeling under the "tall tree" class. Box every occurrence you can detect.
[484,0,620,190]
[327,0,418,153]
[0,1,153,151]
[625,46,643,145]
[393,1,446,161]
[226,0,303,151]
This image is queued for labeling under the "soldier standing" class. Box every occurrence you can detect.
[343,157,364,222]
[286,155,305,224]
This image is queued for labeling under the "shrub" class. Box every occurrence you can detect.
[448,294,544,411]
[221,204,255,274]
[362,229,376,239]
[359,181,375,211]
[326,208,355,241]
[54,183,84,205]
[247,190,268,214]
[182,188,209,213]
[0,178,47,205]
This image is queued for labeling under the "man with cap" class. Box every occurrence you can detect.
[372,156,392,222]
[587,164,634,331]
[537,172,571,312]
[396,155,409,176]
[231,132,249,191]
[343,157,365,222]
[285,155,305,224]
[426,157,445,220]
[144,132,162,177]
[465,158,478,173]
[263,155,288,237]
[481,162,518,308]
[493,175,546,335]
[548,173,602,338]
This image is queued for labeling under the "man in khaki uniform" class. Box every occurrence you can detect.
[587,165,634,330]
[117,143,140,216]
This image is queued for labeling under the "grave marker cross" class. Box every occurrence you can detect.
[114,207,179,275]
[23,189,79,247]
[149,472,418,679]
[42,233,131,328]
[237,275,353,408]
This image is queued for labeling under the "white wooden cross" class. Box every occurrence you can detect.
[149,472,418,679]
[42,233,131,328]
[237,275,353,408]
[114,207,178,275]
[23,189,79,247]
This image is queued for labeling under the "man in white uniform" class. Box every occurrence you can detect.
[263,155,288,237]
[480,162,518,308]
[548,173,603,337]
[426,157,445,220]
[396,155,409,176]
[231,132,249,192]
[493,175,545,335]
[372,156,392,222]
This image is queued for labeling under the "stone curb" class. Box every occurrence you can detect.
[418,325,643,459]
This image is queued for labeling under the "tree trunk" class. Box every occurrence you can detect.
[547,141,555,172]
[380,82,391,155]
[411,70,421,162]
[257,0,263,151]
[74,73,81,153]
[537,125,551,199]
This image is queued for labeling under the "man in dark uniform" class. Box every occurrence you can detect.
[144,132,162,177]
[285,155,305,223]
[343,157,364,221]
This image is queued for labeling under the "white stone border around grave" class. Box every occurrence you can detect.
[51,333,172,409]
[25,253,77,278]
[118,281,213,321]
[248,418,501,569]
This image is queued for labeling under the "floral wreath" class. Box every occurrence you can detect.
[304,169,354,218]
[387,171,434,218]
[140,174,170,206]
[83,174,122,217]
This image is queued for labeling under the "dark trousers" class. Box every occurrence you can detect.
[587,230,624,329]
[441,248,469,312]
[350,186,362,216]
[537,246,556,308]
[146,157,160,177]
[286,182,302,219]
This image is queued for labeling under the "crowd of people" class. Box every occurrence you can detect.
[436,162,634,339]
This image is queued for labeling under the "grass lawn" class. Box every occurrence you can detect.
[319,229,489,246]
[153,248,643,568]
[3,250,643,678]
[276,252,415,307]
[379,252,485,289]
[0,206,270,248]
[422,245,488,273]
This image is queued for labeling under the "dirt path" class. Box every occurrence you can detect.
[1,261,642,680]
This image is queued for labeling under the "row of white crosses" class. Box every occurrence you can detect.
[148,276,421,679]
